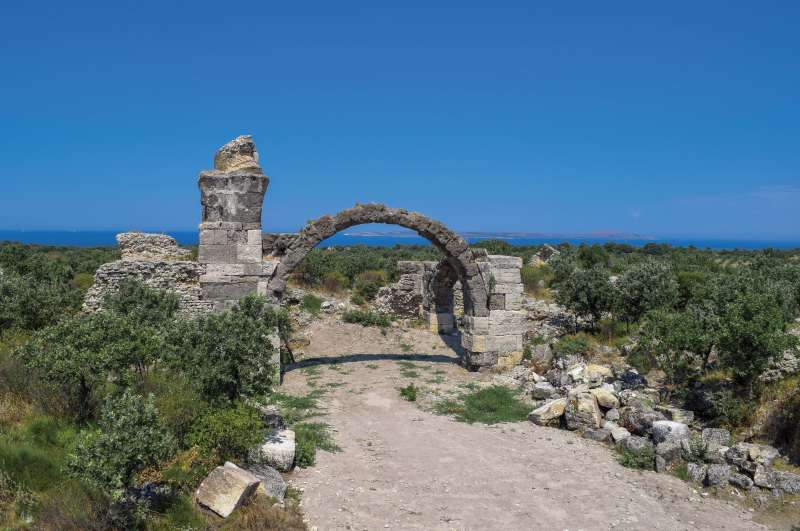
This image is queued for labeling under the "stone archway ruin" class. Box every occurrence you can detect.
[86,136,525,371]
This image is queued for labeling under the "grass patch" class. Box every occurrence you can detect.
[433,386,530,424]
[294,422,339,468]
[396,360,421,378]
[365,364,379,370]
[399,384,419,402]
[268,389,326,425]
[399,341,413,353]
[221,493,306,531]
[300,293,323,315]
[342,309,391,328]
[617,447,655,470]
[673,463,690,481]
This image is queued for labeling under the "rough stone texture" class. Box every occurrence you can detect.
[583,364,614,387]
[196,463,260,518]
[706,464,732,487]
[213,135,262,173]
[247,462,288,502]
[655,405,695,424]
[117,232,192,261]
[564,392,603,431]
[701,428,731,447]
[687,463,708,484]
[619,435,653,453]
[374,261,427,318]
[590,387,619,409]
[532,381,557,400]
[619,406,666,437]
[774,471,800,494]
[528,398,566,425]
[251,429,296,472]
[729,472,754,490]
[651,421,690,444]
[655,440,683,466]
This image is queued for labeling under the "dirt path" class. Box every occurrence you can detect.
[284,318,765,530]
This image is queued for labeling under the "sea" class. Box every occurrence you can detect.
[0,230,798,251]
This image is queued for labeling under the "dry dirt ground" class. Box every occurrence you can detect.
[282,316,775,530]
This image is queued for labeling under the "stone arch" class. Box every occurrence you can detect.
[267,203,489,318]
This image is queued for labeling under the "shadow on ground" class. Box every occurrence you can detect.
[283,352,462,373]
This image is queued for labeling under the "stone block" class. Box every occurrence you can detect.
[242,263,264,276]
[492,282,524,295]
[462,333,487,352]
[491,269,522,284]
[463,316,489,334]
[488,255,523,269]
[201,280,258,300]
[488,310,526,336]
[195,464,260,518]
[206,263,245,277]
[236,244,262,263]
[504,291,524,310]
[198,244,235,264]
[486,334,523,352]
[200,229,229,246]
[528,398,567,425]
[247,229,262,245]
[199,221,243,231]
[251,429,296,472]
[262,261,279,276]
[464,350,498,368]
[488,293,506,310]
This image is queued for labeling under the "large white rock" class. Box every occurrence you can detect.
[590,387,620,409]
[528,398,567,425]
[196,463,260,518]
[252,429,296,472]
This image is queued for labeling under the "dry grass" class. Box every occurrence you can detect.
[221,494,306,531]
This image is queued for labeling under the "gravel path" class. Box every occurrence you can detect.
[284,318,766,530]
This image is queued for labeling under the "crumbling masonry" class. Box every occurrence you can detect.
[85,136,525,370]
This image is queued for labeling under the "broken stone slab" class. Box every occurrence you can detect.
[196,463,260,518]
[729,472,754,490]
[706,464,732,487]
[528,398,567,426]
[117,232,192,261]
[250,429,296,472]
[246,462,287,502]
[604,408,620,421]
[582,428,612,443]
[619,406,666,436]
[775,471,800,494]
[753,464,775,489]
[651,420,690,444]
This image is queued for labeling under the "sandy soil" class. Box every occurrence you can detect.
[283,317,768,531]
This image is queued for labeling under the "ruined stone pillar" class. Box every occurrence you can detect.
[461,255,525,370]
[198,135,275,310]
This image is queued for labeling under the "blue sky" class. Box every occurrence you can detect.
[1,1,798,240]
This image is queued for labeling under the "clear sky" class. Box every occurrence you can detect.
[1,1,798,240]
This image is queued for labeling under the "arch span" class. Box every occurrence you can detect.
[266,203,489,318]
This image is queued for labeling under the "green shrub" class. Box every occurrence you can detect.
[617,447,655,470]
[554,266,615,329]
[186,402,264,461]
[685,435,708,464]
[552,334,591,359]
[673,463,690,481]
[67,390,175,494]
[522,344,533,361]
[322,271,348,293]
[614,260,679,324]
[301,294,324,315]
[103,279,179,325]
[168,295,288,403]
[350,293,366,306]
[353,270,389,301]
[342,309,391,328]
[400,384,418,401]
[521,264,553,294]
[144,371,208,447]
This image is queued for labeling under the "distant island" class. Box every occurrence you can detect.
[343,229,655,240]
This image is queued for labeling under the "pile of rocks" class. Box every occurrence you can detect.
[512,355,800,496]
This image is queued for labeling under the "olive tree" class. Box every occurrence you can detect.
[555,266,615,330]
[614,260,679,324]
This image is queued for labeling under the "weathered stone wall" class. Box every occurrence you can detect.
[374,254,526,371]
[83,259,213,317]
